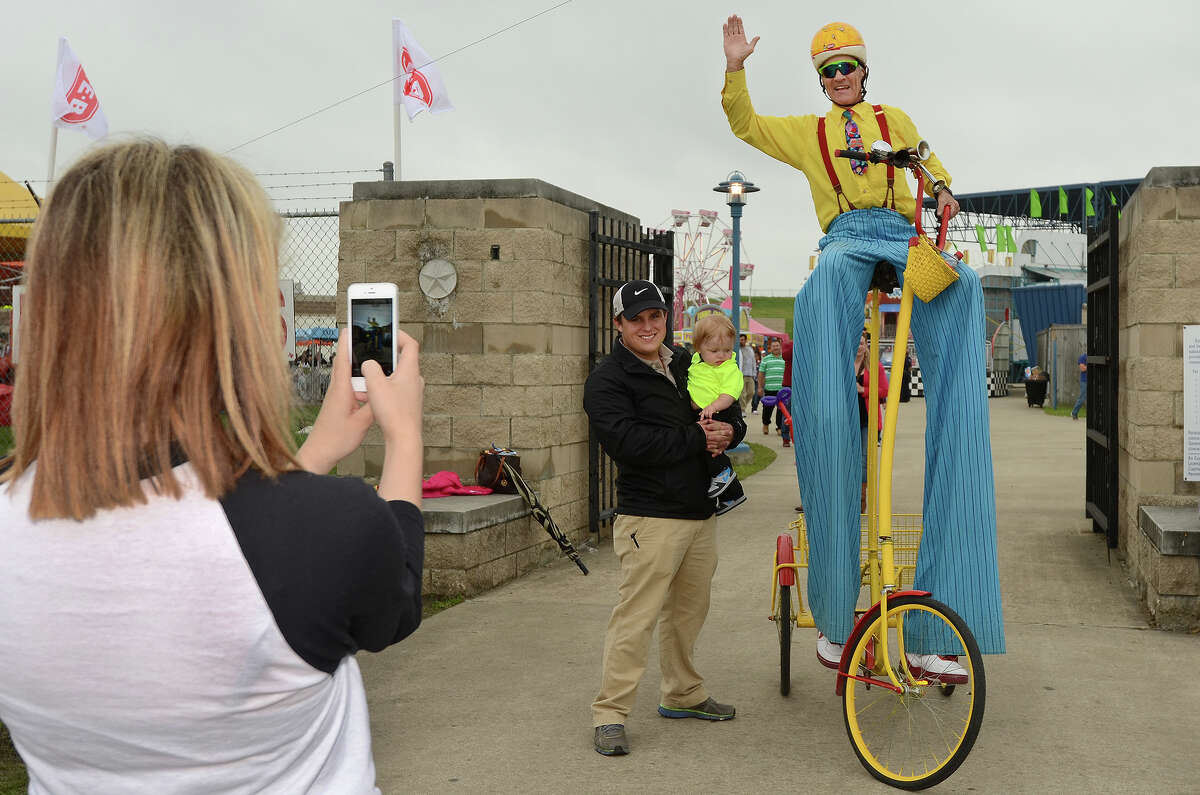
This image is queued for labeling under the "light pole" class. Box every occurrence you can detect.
[714,171,759,365]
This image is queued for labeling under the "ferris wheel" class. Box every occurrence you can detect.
[657,209,755,313]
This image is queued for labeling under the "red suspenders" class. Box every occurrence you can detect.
[816,104,895,217]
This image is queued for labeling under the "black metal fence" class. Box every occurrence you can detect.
[1085,209,1119,548]
[586,211,674,540]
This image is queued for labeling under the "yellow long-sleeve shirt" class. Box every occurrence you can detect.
[720,69,951,233]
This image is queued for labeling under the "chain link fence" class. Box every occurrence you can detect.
[281,210,340,404]
[1,209,343,402]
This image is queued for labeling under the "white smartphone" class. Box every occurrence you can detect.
[347,282,399,392]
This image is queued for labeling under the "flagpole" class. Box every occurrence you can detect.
[47,36,65,189]
[46,125,59,188]
[394,104,403,181]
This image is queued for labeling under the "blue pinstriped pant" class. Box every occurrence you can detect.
[791,208,1005,654]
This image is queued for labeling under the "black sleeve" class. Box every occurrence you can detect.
[721,404,748,447]
[584,365,707,467]
[220,469,424,674]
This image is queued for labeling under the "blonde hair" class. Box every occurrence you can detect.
[3,139,297,520]
[692,313,736,352]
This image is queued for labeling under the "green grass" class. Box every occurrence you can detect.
[291,404,321,450]
[745,295,794,338]
[733,442,777,481]
[0,427,10,458]
[0,723,28,795]
[422,594,465,618]
[1043,404,1086,419]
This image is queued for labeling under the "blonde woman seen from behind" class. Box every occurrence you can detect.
[0,139,424,794]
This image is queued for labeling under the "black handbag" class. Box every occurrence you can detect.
[475,445,520,494]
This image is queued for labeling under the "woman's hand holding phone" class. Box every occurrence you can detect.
[362,329,424,505]
[296,328,376,475]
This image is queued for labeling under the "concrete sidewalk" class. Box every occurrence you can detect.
[359,392,1200,793]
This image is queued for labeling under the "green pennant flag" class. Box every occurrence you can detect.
[975,225,988,251]
[1058,186,1068,214]
[1110,190,1122,219]
[1029,190,1042,218]
[1005,225,1018,253]
[1085,187,1095,217]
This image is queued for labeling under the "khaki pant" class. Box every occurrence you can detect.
[740,375,755,413]
[592,514,718,726]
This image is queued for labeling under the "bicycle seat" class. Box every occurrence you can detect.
[869,261,899,293]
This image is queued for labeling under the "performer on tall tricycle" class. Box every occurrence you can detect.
[720,16,1005,669]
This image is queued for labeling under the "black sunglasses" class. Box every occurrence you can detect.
[820,60,859,79]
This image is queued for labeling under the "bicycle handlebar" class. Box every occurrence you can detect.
[833,148,952,199]
[833,147,921,167]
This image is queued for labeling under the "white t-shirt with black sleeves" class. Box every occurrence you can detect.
[0,462,424,794]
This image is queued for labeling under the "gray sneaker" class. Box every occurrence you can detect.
[593,723,629,756]
[657,697,736,720]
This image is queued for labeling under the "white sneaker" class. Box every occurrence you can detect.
[816,633,843,670]
[905,653,968,684]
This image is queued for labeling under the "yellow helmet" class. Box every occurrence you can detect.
[811,22,867,72]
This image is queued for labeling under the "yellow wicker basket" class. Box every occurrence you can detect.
[905,236,959,303]
[789,513,923,590]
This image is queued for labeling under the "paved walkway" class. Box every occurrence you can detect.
[359,391,1200,793]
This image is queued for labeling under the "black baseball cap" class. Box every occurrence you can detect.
[612,280,667,320]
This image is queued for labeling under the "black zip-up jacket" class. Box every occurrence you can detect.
[584,339,748,520]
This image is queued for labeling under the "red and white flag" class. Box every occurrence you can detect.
[392,20,454,121]
[51,37,108,140]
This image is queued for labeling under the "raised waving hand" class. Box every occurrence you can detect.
[723,14,759,72]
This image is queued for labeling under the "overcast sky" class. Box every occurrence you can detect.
[5,0,1199,294]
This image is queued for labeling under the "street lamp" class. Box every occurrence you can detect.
[714,171,760,364]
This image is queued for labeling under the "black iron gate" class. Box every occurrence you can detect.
[1085,210,1119,548]
[586,212,674,540]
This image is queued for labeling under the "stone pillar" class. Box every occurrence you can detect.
[336,179,638,594]
[1116,167,1200,627]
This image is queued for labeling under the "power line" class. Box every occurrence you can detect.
[261,181,356,189]
[254,169,379,177]
[224,0,575,154]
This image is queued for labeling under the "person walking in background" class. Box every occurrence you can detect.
[1072,353,1087,420]
[779,335,794,448]
[738,333,757,416]
[854,331,888,515]
[750,345,764,414]
[0,140,425,794]
[584,280,746,757]
[757,337,786,442]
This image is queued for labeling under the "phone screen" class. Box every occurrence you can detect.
[350,297,394,376]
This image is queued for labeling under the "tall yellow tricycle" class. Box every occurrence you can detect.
[770,140,985,790]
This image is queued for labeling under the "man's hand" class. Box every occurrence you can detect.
[936,189,960,221]
[700,418,734,456]
[723,14,759,72]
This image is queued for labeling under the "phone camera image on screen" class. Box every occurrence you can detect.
[350,298,394,377]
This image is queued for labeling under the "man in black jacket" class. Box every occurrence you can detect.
[584,280,746,756]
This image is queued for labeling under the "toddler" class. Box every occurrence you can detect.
[687,314,746,514]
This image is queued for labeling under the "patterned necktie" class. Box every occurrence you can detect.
[843,109,867,175]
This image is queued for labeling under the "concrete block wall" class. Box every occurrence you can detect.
[1115,167,1200,624]
[337,179,638,595]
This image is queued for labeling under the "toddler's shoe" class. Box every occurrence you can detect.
[714,493,746,515]
[707,466,736,498]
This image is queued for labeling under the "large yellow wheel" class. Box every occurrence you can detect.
[842,595,985,790]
